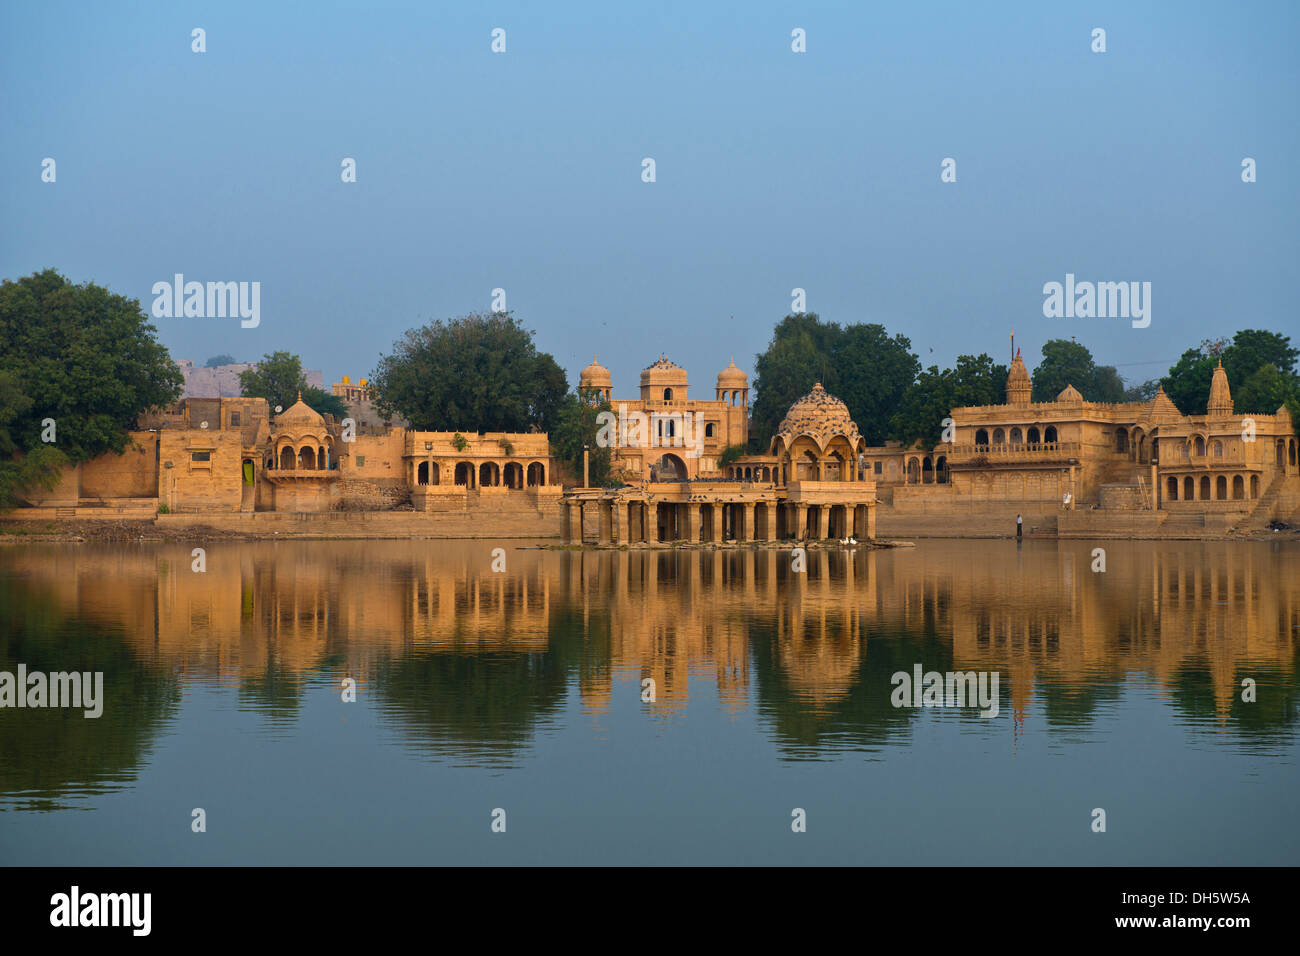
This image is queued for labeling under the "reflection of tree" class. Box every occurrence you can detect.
[1168,663,1300,744]
[238,661,307,729]
[370,610,585,762]
[750,620,953,755]
[0,579,179,810]
[1036,673,1124,728]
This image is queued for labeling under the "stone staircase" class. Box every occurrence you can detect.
[1239,474,1300,530]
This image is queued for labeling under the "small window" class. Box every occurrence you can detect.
[230,412,241,427]
[705,423,715,437]
[356,456,365,467]
[192,451,211,462]
[874,461,882,474]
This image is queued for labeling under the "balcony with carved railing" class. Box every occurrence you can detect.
[945,441,1082,464]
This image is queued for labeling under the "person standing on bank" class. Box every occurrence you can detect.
[1016,513,1022,539]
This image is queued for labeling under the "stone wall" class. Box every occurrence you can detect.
[80,434,159,498]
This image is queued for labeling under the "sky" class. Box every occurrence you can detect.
[2,0,1298,396]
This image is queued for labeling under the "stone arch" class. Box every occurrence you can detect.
[479,462,500,487]
[1115,430,1128,454]
[663,387,673,401]
[1183,476,1194,500]
[454,462,475,487]
[1250,474,1260,497]
[651,453,686,480]
[417,461,437,485]
[1216,475,1227,500]
[1290,438,1297,467]
[1232,475,1245,500]
[1212,440,1223,457]
[906,457,920,484]
[503,461,524,489]
[298,446,316,470]
[527,461,545,486]
[993,428,1006,445]
[1044,425,1058,444]
[705,422,715,438]
[1166,476,1178,500]
[975,428,989,447]
[935,455,948,483]
[1010,427,1023,445]
[279,446,295,470]
[921,456,934,484]
[1199,475,1210,500]
[1194,435,1206,456]
[1027,426,1041,445]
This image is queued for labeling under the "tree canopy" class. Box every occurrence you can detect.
[550,394,612,487]
[1030,339,1124,403]
[0,269,183,508]
[369,312,568,433]
[1159,329,1299,416]
[239,351,346,420]
[750,314,918,448]
[205,354,236,368]
[890,354,1008,447]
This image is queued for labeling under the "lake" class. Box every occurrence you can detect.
[1,538,1297,865]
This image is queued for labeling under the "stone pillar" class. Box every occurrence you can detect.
[612,499,627,544]
[1150,463,1159,510]
[866,503,877,540]
[742,503,755,542]
[709,504,722,544]
[764,505,777,541]
[795,504,808,540]
[685,504,701,543]
[598,500,612,544]
[810,506,824,540]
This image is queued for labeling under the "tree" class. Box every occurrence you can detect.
[1160,347,1217,415]
[1031,339,1123,403]
[205,354,236,368]
[0,270,183,508]
[239,351,346,419]
[1235,364,1298,415]
[1160,330,1299,415]
[550,394,612,487]
[1122,379,1160,402]
[369,312,568,433]
[889,353,1007,448]
[751,313,918,447]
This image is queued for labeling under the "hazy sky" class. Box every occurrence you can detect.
[3,0,1297,396]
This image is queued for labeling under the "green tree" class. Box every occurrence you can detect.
[205,354,236,368]
[1031,339,1123,402]
[751,313,918,447]
[1122,379,1160,402]
[1160,347,1218,415]
[239,351,346,419]
[1160,330,1299,415]
[369,312,568,433]
[889,353,1007,448]
[0,270,183,509]
[550,394,612,487]
[1235,364,1297,415]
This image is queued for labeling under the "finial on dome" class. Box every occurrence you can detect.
[297,391,302,403]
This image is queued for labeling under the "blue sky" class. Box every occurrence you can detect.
[2,0,1297,394]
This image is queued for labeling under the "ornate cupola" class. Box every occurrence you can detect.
[1207,359,1233,416]
[1006,349,1032,406]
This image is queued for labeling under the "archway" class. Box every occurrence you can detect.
[921,456,934,484]
[527,461,545,486]
[1250,475,1260,498]
[1115,430,1128,454]
[1200,475,1210,500]
[975,428,989,447]
[479,462,500,487]
[298,446,316,470]
[454,462,475,487]
[1183,476,1194,500]
[1027,426,1041,445]
[279,446,295,470]
[993,428,1006,445]
[1232,475,1244,500]
[1010,427,1023,445]
[1166,476,1178,501]
[1194,435,1206,456]
[503,462,523,489]
[906,458,920,484]
[1216,475,1227,500]
[416,461,431,485]
[651,453,687,481]
[935,455,948,483]
[1044,425,1058,444]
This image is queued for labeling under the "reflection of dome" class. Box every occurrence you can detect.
[275,393,326,428]
[579,356,611,389]
[1056,383,1083,402]
[773,383,862,450]
[716,358,747,388]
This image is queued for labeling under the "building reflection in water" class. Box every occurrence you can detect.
[0,540,1296,801]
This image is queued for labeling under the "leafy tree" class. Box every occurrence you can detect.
[550,394,612,487]
[751,313,918,447]
[1122,379,1160,402]
[369,312,567,433]
[1235,364,1297,415]
[1160,330,1299,415]
[205,354,236,368]
[0,269,183,508]
[239,351,346,419]
[1031,339,1123,402]
[718,444,747,467]
[889,354,1007,448]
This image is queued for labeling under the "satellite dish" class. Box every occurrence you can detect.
[275,405,283,413]
[200,421,209,429]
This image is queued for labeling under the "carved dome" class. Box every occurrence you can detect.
[1056,383,1083,402]
[640,353,688,388]
[1006,351,1032,405]
[274,394,326,429]
[579,355,611,389]
[773,383,862,452]
[716,358,748,387]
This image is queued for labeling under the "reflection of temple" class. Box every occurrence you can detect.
[4,540,1296,737]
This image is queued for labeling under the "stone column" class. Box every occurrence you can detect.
[866,503,877,540]
[765,504,778,541]
[612,499,627,544]
[685,504,701,543]
[598,500,612,544]
[1150,463,1159,510]
[708,504,722,544]
[742,503,756,542]
[795,504,808,540]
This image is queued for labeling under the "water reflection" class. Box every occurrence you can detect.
[0,539,1296,806]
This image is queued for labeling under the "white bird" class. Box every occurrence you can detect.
[849,537,858,545]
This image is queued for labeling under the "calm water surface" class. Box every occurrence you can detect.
[1,539,1297,865]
